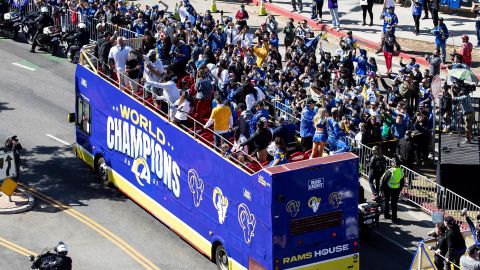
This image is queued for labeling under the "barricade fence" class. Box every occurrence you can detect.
[8,0,141,43]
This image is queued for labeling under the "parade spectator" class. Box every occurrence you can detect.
[460,246,480,270]
[429,223,448,270]
[328,0,340,30]
[451,83,475,143]
[444,216,467,269]
[291,0,303,13]
[473,2,480,47]
[396,130,415,169]
[430,0,440,26]
[460,208,480,248]
[411,0,422,35]
[456,35,473,67]
[432,17,449,63]
[361,0,374,26]
[235,4,249,29]
[382,6,398,34]
[426,50,441,76]
[284,18,296,47]
[382,25,400,75]
[311,0,324,21]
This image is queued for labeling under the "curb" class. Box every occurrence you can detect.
[250,0,480,78]
[0,187,35,214]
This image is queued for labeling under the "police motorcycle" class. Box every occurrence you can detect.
[358,186,382,237]
[29,241,72,270]
[21,11,40,44]
[61,23,89,63]
[0,12,22,40]
[34,25,62,54]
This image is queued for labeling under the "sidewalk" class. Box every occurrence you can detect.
[261,0,478,47]
[0,187,35,214]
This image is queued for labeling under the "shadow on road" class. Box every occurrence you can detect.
[19,145,127,214]
[0,101,15,113]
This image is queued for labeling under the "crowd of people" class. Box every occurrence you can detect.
[82,0,479,172]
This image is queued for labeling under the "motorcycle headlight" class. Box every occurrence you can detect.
[4,13,11,20]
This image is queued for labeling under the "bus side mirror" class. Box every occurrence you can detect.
[68,113,75,123]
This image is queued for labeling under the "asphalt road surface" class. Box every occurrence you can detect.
[0,2,433,268]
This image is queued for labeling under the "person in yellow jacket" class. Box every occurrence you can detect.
[253,39,269,67]
[380,158,405,222]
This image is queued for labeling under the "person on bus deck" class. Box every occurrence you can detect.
[240,118,272,163]
[145,71,180,110]
[143,49,165,99]
[300,99,316,152]
[460,208,480,248]
[125,50,141,92]
[429,223,448,270]
[173,90,192,128]
[108,36,133,89]
[269,137,288,167]
[310,108,328,159]
[204,94,233,148]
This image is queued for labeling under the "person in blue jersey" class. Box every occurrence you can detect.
[132,12,148,36]
[382,6,398,34]
[169,37,190,76]
[300,99,317,152]
[269,137,288,167]
[249,101,269,136]
[431,17,449,63]
[310,108,328,158]
[417,78,432,108]
[327,108,349,154]
[411,0,423,35]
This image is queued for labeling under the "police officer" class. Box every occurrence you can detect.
[30,6,54,53]
[66,23,90,62]
[381,158,404,222]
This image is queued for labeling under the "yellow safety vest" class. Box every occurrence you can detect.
[387,167,404,189]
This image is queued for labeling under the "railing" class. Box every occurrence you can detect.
[410,239,461,270]
[79,45,263,174]
[346,135,480,222]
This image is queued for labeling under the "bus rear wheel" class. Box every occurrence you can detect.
[215,245,229,270]
[96,157,111,186]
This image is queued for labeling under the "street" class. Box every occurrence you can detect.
[0,0,442,269]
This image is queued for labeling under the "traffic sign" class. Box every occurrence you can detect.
[0,152,17,180]
[1,177,17,197]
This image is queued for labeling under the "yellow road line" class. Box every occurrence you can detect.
[0,236,37,257]
[19,184,160,270]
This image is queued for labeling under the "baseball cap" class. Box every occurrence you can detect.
[438,17,444,21]
[467,245,479,255]
[306,98,315,104]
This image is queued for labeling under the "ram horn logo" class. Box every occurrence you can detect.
[131,156,151,186]
[307,196,321,213]
[286,200,301,217]
[188,169,204,207]
[329,192,343,208]
[213,187,228,224]
[238,203,256,244]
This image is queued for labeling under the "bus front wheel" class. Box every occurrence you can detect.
[215,245,229,270]
[96,157,111,186]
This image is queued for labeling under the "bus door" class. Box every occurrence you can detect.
[75,95,92,153]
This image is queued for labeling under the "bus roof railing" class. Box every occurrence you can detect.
[79,44,264,175]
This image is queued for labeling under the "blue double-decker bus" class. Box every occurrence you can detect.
[71,51,360,270]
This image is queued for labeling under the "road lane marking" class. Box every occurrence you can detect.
[0,236,37,257]
[12,60,39,71]
[19,183,160,270]
[46,134,71,146]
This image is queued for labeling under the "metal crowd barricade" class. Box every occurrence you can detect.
[344,136,480,218]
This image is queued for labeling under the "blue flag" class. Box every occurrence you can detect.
[304,35,320,54]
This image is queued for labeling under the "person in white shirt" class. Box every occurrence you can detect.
[224,22,239,45]
[143,49,165,99]
[108,36,132,89]
[234,26,253,48]
[173,90,192,126]
[146,74,180,112]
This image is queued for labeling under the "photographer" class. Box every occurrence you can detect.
[4,136,22,179]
